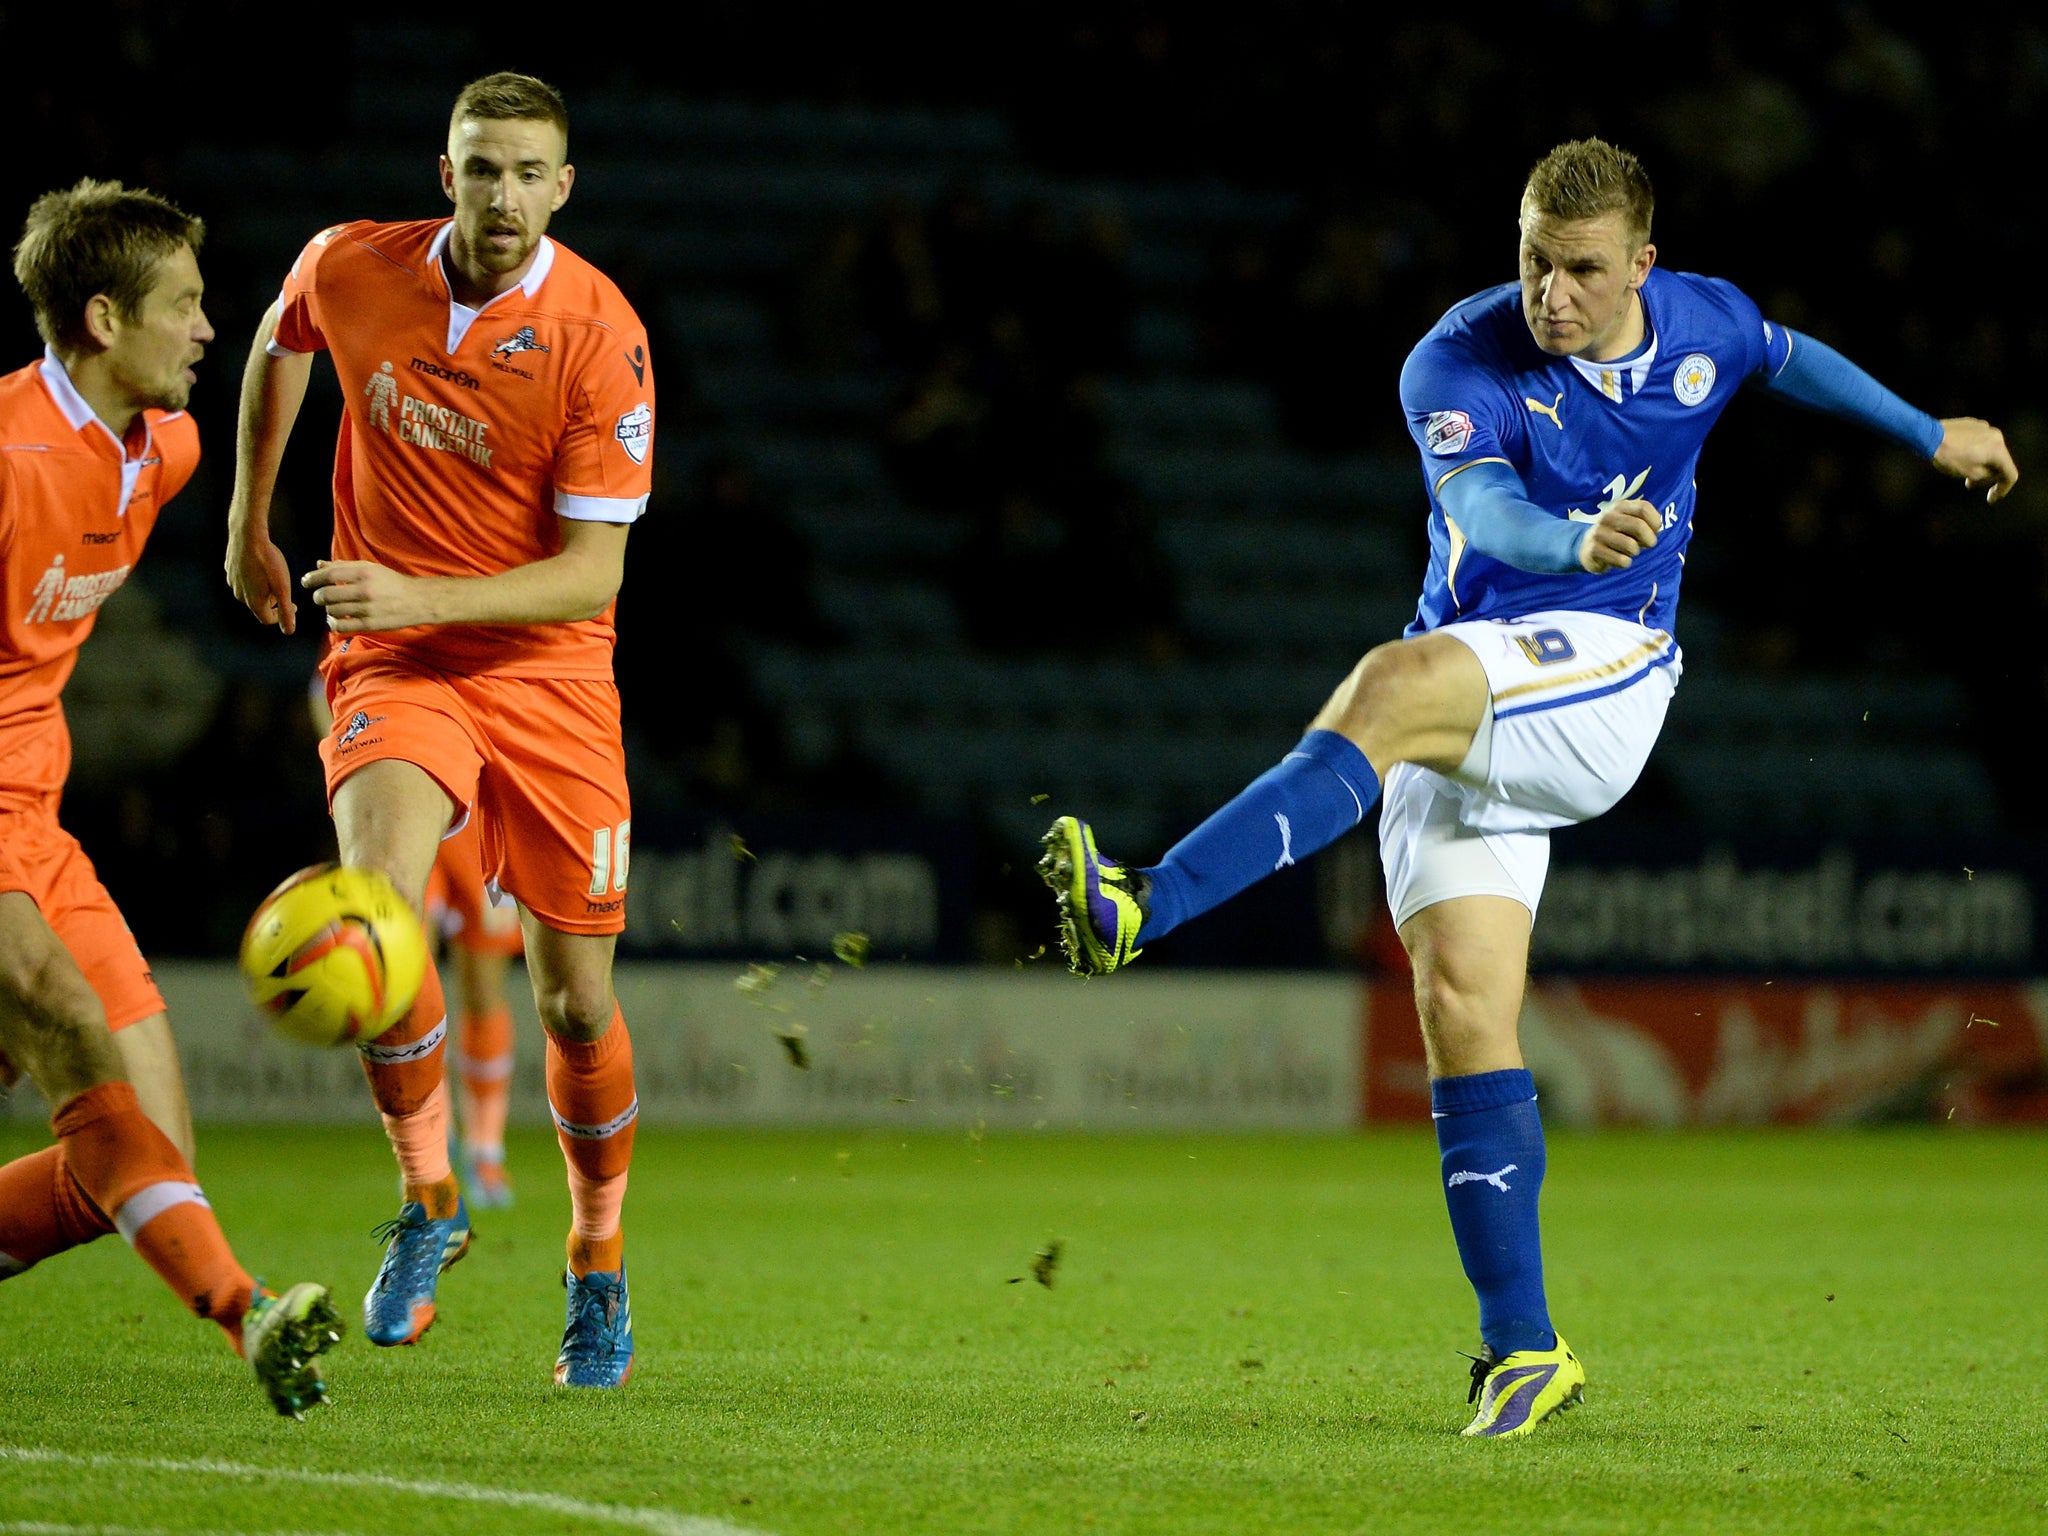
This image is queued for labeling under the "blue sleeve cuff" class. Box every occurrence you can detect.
[1438,460,1585,575]
[1760,330,1945,459]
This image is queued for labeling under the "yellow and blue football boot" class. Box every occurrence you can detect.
[1038,816,1147,976]
[1462,1334,1585,1438]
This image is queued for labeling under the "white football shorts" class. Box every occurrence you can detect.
[1378,609,1680,928]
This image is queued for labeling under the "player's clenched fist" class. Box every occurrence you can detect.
[1578,498,1661,574]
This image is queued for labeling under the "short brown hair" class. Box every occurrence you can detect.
[451,71,570,146]
[1523,139,1654,247]
[12,179,205,350]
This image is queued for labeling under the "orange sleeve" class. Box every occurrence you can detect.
[271,224,354,355]
[551,304,653,523]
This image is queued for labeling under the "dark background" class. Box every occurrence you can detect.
[7,2,2044,968]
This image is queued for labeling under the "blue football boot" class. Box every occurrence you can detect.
[555,1264,634,1387]
[363,1196,471,1346]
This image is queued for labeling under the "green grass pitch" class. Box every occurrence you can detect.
[1,1122,2043,1535]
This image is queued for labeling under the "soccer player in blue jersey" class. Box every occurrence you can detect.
[1040,138,2018,1437]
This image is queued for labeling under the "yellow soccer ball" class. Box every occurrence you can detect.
[238,862,428,1047]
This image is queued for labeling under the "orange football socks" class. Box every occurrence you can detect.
[50,1082,255,1345]
[545,1007,635,1276]
[0,1143,112,1272]
[359,959,458,1212]
[458,1002,515,1167]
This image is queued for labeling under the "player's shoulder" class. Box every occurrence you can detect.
[1647,268,1762,330]
[292,218,441,281]
[0,360,57,444]
[1403,283,1530,389]
[143,405,201,473]
[533,239,647,336]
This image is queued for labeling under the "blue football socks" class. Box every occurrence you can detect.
[1433,1068,1555,1358]
[1137,729,1379,944]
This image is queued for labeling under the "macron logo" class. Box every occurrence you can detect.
[1448,1164,1518,1193]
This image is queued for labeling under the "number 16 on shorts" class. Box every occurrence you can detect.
[589,820,631,897]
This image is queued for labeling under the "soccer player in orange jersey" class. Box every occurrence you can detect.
[0,180,341,1417]
[424,816,524,1210]
[225,73,650,1386]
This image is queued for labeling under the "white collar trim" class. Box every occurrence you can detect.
[432,222,556,353]
[1569,331,1659,400]
[38,345,160,463]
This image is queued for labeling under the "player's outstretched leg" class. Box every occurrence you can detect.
[359,960,472,1344]
[55,1081,341,1415]
[1041,729,1380,975]
[545,1004,637,1386]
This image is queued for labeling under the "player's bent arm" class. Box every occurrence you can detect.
[1437,460,1603,574]
[303,516,629,632]
[225,301,314,633]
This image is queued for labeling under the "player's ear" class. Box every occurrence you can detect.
[552,162,575,214]
[439,155,457,205]
[81,292,121,351]
[1630,242,1657,288]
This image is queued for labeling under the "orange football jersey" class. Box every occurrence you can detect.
[271,219,654,680]
[0,352,198,796]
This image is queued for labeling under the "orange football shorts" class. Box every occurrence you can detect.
[425,814,527,958]
[318,648,631,936]
[0,795,166,1031]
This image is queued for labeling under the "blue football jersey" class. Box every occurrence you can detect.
[1398,267,1791,635]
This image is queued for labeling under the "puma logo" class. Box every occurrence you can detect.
[1274,813,1295,870]
[1448,1164,1518,1192]
[1524,393,1564,430]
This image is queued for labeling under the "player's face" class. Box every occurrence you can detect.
[441,116,574,287]
[102,243,212,414]
[1518,208,1654,360]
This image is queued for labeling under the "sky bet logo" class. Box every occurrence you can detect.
[410,357,481,390]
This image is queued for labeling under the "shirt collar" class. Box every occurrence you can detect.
[428,220,557,304]
[38,345,155,461]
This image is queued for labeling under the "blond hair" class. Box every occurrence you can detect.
[12,179,204,349]
[451,71,569,147]
[1523,139,1654,247]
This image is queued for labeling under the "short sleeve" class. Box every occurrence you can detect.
[553,317,654,525]
[1399,337,1521,494]
[268,225,350,356]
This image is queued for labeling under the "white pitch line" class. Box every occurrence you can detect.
[0,1448,771,1536]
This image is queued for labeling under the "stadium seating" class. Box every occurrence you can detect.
[146,23,2002,888]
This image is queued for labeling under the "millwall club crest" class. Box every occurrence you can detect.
[339,709,385,746]
[491,326,550,361]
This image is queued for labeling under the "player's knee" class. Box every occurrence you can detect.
[534,981,615,1044]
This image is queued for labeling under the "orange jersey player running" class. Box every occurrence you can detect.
[225,71,649,1387]
[0,179,341,1418]
[424,815,525,1210]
